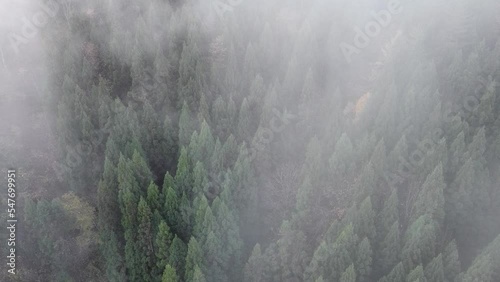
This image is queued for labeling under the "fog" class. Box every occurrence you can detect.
[1,0,500,281]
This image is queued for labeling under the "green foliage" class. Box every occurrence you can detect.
[355,238,373,282]
[244,244,264,282]
[36,2,500,281]
[407,265,426,282]
[424,254,445,282]
[162,265,178,282]
[155,221,174,278]
[185,237,203,282]
[402,215,438,271]
[168,236,187,279]
[340,264,356,282]
[443,240,461,282]
[385,262,406,282]
[137,197,154,281]
[411,164,446,225]
[381,221,402,274]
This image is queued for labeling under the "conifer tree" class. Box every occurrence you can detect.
[191,265,207,282]
[137,197,154,281]
[340,264,357,282]
[146,182,161,212]
[164,184,180,234]
[244,244,264,282]
[378,189,399,239]
[304,241,329,282]
[424,254,445,282]
[381,221,401,274]
[411,164,445,225]
[329,133,355,179]
[175,147,192,197]
[355,237,373,282]
[443,240,461,282]
[155,221,174,279]
[402,215,437,271]
[277,221,309,281]
[407,265,426,282]
[353,197,376,241]
[185,237,203,282]
[141,101,169,175]
[168,236,187,279]
[179,101,194,146]
[385,262,406,282]
[162,265,178,282]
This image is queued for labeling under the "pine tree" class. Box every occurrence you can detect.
[179,101,194,146]
[407,265,426,282]
[443,240,461,282]
[402,215,437,271]
[354,163,376,207]
[244,244,264,282]
[162,265,178,282]
[329,224,358,281]
[355,237,373,282]
[387,134,409,173]
[385,262,406,282]
[353,197,376,241]
[185,237,203,282]
[212,197,243,279]
[163,115,179,171]
[175,147,192,197]
[100,229,125,282]
[193,195,210,240]
[164,185,180,234]
[237,98,255,141]
[193,121,215,166]
[203,231,226,282]
[461,234,500,282]
[155,221,174,279]
[177,43,202,110]
[97,157,120,232]
[168,236,187,280]
[304,241,329,282]
[147,182,161,212]
[130,150,154,189]
[424,254,444,282]
[141,101,169,175]
[179,192,193,239]
[449,131,467,173]
[411,163,445,225]
[340,264,356,282]
[369,138,387,179]
[381,221,401,274]
[378,189,399,239]
[277,221,309,281]
[262,243,281,282]
[192,161,209,196]
[191,265,207,282]
[137,197,154,281]
[329,133,355,179]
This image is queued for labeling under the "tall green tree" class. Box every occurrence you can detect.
[185,237,203,282]
[155,221,174,279]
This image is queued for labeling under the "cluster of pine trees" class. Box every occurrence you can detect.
[14,0,500,281]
